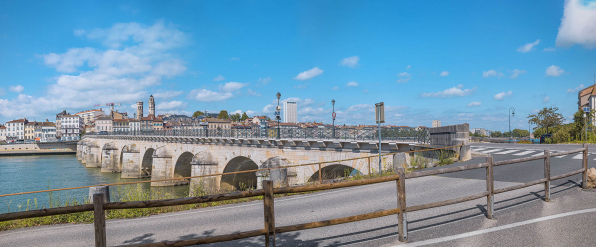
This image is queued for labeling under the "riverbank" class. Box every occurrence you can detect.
[0,151,76,156]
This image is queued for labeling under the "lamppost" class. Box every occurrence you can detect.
[331,99,336,138]
[509,107,515,141]
[276,92,281,139]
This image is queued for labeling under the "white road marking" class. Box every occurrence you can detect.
[493,150,519,155]
[481,149,503,154]
[572,154,583,159]
[555,155,567,159]
[396,208,596,247]
[471,148,489,151]
[513,150,537,156]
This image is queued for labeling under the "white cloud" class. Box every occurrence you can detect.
[258,77,272,85]
[0,88,5,96]
[188,89,233,102]
[152,90,183,99]
[421,86,476,98]
[493,91,513,100]
[246,89,261,97]
[156,101,187,110]
[543,96,550,103]
[482,70,504,78]
[440,71,449,77]
[567,84,585,93]
[230,57,240,61]
[543,47,556,52]
[363,89,369,94]
[467,101,481,107]
[556,0,596,49]
[397,72,412,83]
[346,81,359,87]
[293,67,323,80]
[294,84,308,89]
[406,65,411,70]
[230,110,243,115]
[545,65,565,77]
[262,104,276,113]
[510,69,526,79]
[9,85,24,93]
[332,86,339,90]
[516,39,541,53]
[221,82,248,92]
[340,56,359,68]
[213,75,225,81]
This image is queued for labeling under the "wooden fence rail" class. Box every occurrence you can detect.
[0,144,590,246]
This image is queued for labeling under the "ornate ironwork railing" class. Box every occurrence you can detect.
[87,127,430,143]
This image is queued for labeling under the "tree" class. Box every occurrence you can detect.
[491,131,502,137]
[192,111,204,118]
[241,112,249,121]
[217,110,229,119]
[527,107,565,135]
[511,129,530,137]
[230,113,241,122]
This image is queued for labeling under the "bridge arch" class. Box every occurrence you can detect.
[101,142,121,172]
[221,156,258,190]
[173,152,193,186]
[140,147,154,177]
[309,164,361,182]
[189,151,219,194]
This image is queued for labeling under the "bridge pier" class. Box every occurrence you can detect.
[101,143,121,173]
[151,147,174,186]
[190,152,220,195]
[86,144,101,168]
[121,145,141,178]
[79,144,87,164]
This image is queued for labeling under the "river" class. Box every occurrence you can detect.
[0,155,189,213]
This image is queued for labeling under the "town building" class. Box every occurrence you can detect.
[95,116,113,132]
[61,115,84,141]
[25,122,37,140]
[38,121,56,142]
[136,101,144,119]
[113,119,130,132]
[0,125,6,141]
[141,115,155,131]
[578,85,596,125]
[153,117,164,131]
[75,109,105,125]
[55,110,68,139]
[206,118,232,130]
[6,119,28,140]
[283,101,298,123]
[149,95,155,116]
[129,119,140,132]
[432,120,441,128]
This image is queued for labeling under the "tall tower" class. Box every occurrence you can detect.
[136,101,143,119]
[283,101,298,123]
[149,95,155,116]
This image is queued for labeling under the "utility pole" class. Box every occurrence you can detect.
[375,102,385,174]
[509,108,515,141]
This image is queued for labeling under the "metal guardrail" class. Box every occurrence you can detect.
[86,127,430,143]
[0,144,590,246]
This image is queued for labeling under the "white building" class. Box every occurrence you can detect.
[129,119,140,131]
[55,110,68,139]
[0,126,6,141]
[95,116,113,132]
[432,120,441,128]
[61,115,84,141]
[75,109,105,125]
[283,101,298,123]
[38,122,57,142]
[6,119,28,140]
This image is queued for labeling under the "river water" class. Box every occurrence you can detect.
[0,155,189,213]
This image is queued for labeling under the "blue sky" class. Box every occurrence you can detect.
[1,0,595,131]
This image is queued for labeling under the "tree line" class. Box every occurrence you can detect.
[192,110,270,122]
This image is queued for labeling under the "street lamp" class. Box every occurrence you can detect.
[331,99,335,138]
[276,92,281,139]
[509,107,515,141]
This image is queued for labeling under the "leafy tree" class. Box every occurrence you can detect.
[217,110,229,119]
[260,115,271,121]
[192,111,204,118]
[230,113,241,122]
[241,112,249,121]
[491,131,502,137]
[527,107,565,135]
[511,129,530,137]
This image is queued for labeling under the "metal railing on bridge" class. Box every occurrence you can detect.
[87,127,430,143]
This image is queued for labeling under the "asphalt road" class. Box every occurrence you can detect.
[1,142,596,246]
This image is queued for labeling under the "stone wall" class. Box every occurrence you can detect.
[428,123,471,161]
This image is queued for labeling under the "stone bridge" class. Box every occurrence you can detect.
[76,124,470,193]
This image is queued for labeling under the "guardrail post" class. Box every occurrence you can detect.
[583,144,588,189]
[263,180,276,247]
[544,150,551,202]
[93,193,107,247]
[367,157,371,175]
[396,167,407,242]
[486,156,494,219]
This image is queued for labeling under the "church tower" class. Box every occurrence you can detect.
[149,95,155,116]
[136,101,143,119]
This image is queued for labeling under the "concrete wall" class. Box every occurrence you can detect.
[428,123,471,161]
[1,141,77,152]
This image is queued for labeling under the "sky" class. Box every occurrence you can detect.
[1,0,595,132]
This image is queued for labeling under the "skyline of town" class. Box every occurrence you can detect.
[1,0,595,131]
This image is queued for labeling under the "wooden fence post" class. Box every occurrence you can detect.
[93,193,106,247]
[368,157,371,175]
[544,150,551,202]
[396,167,407,242]
[263,180,276,247]
[486,156,494,219]
[583,144,588,190]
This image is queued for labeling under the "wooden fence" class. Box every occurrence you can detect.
[0,144,590,246]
